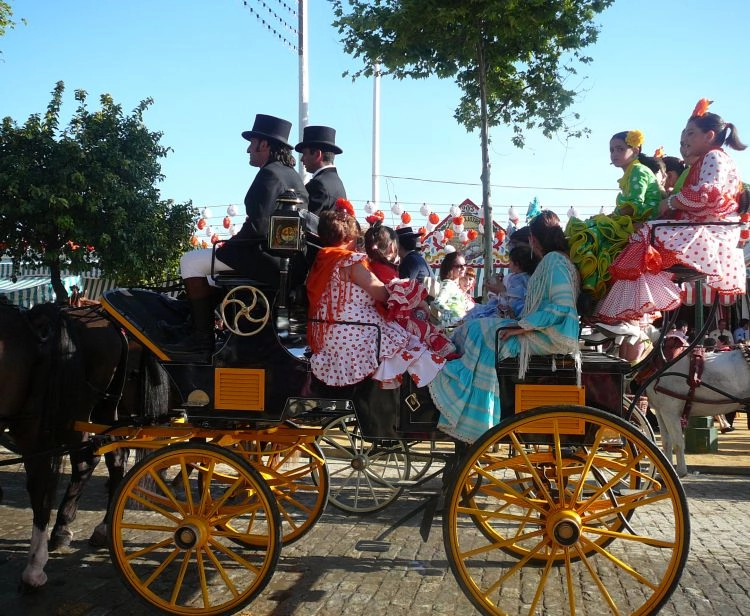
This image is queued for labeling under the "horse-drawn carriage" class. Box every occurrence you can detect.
[1,197,701,615]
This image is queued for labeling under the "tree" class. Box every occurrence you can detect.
[332,0,613,297]
[0,81,196,300]
[0,1,24,54]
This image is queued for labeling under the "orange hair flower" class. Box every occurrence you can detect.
[653,146,665,158]
[691,98,712,118]
[335,198,355,217]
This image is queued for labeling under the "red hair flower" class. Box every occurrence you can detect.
[653,146,665,158]
[335,198,355,217]
[691,98,712,118]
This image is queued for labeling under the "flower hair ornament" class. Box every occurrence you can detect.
[365,209,385,225]
[625,130,644,149]
[653,146,665,158]
[334,197,355,217]
[691,98,713,118]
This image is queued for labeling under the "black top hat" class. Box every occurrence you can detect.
[242,114,293,148]
[294,125,343,154]
[396,226,422,248]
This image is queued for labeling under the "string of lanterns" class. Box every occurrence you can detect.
[190,205,241,248]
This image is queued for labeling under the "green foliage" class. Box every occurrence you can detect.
[333,0,613,146]
[0,81,197,298]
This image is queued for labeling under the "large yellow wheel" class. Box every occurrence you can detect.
[444,406,689,616]
[233,434,329,545]
[108,443,281,616]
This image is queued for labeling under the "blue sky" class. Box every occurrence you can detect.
[2,0,749,239]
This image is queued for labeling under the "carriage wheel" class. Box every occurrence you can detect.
[444,406,689,616]
[232,433,329,545]
[317,413,410,514]
[108,443,281,616]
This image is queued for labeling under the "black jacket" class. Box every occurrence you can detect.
[306,166,347,215]
[399,250,433,282]
[216,161,308,283]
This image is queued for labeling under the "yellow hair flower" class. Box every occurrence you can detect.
[625,130,644,149]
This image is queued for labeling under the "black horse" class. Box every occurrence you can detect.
[0,303,128,590]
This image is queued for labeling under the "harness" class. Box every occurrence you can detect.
[650,342,750,426]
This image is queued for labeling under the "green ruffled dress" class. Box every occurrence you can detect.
[566,160,662,300]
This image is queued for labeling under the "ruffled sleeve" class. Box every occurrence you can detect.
[614,161,661,222]
[674,149,741,221]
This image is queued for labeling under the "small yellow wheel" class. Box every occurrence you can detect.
[232,433,329,545]
[444,406,689,616]
[108,443,281,616]
[220,285,270,336]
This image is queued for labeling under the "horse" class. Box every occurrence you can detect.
[640,343,750,477]
[0,302,128,591]
[48,337,173,550]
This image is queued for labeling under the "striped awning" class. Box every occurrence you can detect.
[0,259,118,307]
[680,281,738,307]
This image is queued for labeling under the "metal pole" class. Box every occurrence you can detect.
[298,0,309,180]
[372,62,381,208]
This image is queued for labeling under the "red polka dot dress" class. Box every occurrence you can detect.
[596,149,745,322]
[309,253,444,388]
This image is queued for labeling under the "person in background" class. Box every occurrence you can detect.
[396,226,433,283]
[708,318,732,342]
[733,318,749,343]
[307,202,444,389]
[431,251,474,327]
[167,113,308,354]
[295,125,346,215]
[662,156,687,194]
[458,266,477,309]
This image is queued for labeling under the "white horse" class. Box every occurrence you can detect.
[643,347,749,477]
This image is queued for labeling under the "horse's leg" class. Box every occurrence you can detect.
[89,446,129,547]
[20,451,61,591]
[49,438,100,551]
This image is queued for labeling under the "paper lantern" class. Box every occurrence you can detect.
[229,224,237,236]
[205,225,213,237]
[567,206,578,218]
[364,200,376,214]
[401,211,412,224]
[428,212,440,224]
[200,240,209,249]
[467,229,478,241]
[444,244,456,254]
[418,226,427,236]
[508,206,519,223]
[452,215,464,226]
[202,207,212,219]
[434,230,444,243]
[426,221,436,232]
[223,216,231,229]
[450,205,461,217]
[495,229,506,242]
[459,230,469,243]
[391,202,403,216]
[227,204,239,216]
[444,228,454,240]
[190,236,199,246]
[420,203,430,216]
[197,218,207,230]
[210,233,220,244]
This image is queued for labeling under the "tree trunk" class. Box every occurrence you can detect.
[50,261,68,304]
[478,38,493,302]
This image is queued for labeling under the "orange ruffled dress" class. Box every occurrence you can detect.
[596,148,745,322]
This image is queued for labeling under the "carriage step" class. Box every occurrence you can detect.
[355,540,391,552]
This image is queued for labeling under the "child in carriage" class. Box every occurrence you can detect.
[306,202,445,389]
[363,221,456,358]
[596,99,747,323]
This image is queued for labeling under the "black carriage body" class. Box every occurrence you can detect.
[497,351,632,420]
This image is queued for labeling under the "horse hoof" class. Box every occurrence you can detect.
[48,528,73,551]
[88,526,108,548]
[18,579,44,595]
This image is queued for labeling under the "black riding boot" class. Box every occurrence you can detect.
[162,296,215,356]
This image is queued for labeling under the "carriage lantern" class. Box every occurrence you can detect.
[267,189,306,256]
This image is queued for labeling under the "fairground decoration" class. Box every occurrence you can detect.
[421,199,509,271]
